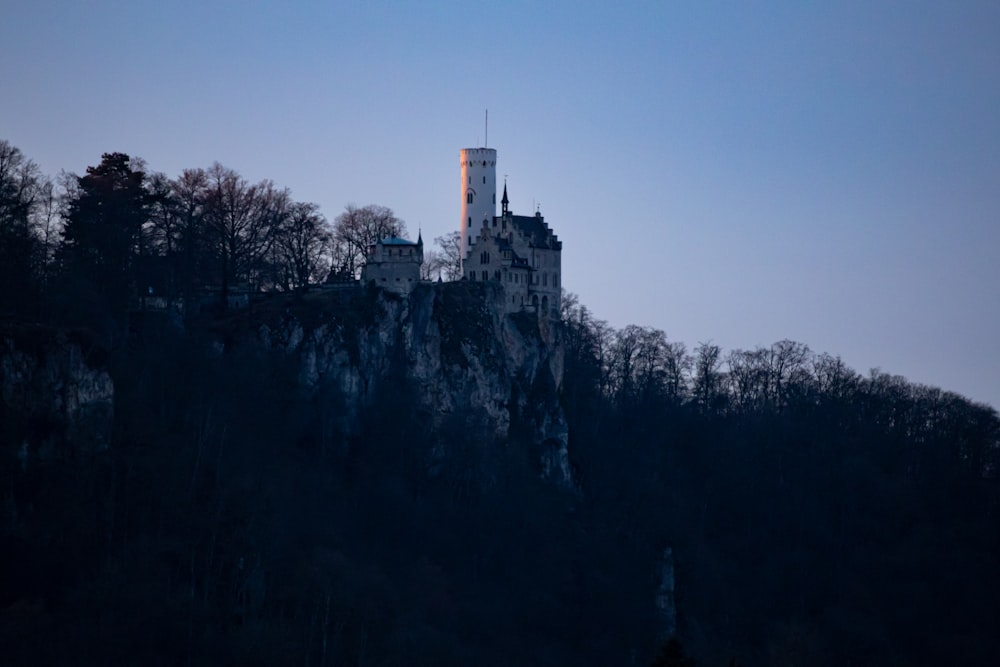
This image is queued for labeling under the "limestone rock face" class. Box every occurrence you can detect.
[0,325,114,462]
[259,282,572,487]
[655,547,678,641]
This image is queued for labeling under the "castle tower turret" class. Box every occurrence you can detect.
[459,147,497,270]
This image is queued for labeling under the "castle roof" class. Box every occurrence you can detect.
[379,236,420,246]
[509,214,562,250]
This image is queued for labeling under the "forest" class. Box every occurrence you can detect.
[2,142,998,665]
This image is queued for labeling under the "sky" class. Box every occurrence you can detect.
[3,1,999,408]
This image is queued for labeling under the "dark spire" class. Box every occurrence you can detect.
[501,181,509,215]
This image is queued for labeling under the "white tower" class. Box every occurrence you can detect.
[459,147,497,270]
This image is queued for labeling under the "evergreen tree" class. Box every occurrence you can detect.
[59,152,149,317]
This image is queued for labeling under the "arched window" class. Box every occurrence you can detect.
[532,294,539,308]
[542,295,549,312]
[467,192,473,204]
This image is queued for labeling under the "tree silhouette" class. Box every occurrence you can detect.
[58,152,149,318]
[0,140,49,317]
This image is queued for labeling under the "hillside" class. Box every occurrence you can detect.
[1,285,998,666]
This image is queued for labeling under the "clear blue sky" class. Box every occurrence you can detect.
[4,1,999,407]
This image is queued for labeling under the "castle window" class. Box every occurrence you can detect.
[543,272,548,287]
[469,271,475,281]
[468,176,471,184]
[482,176,486,184]
[468,216,472,226]
[481,270,488,281]
[467,192,473,204]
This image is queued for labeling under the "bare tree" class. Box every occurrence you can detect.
[0,140,45,231]
[426,230,462,281]
[273,201,331,290]
[330,204,405,280]
[812,353,859,403]
[0,140,50,315]
[727,347,770,413]
[765,340,812,409]
[692,342,725,413]
[201,163,288,301]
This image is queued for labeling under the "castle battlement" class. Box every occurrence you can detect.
[460,147,497,167]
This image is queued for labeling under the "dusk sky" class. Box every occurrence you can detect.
[4,1,999,407]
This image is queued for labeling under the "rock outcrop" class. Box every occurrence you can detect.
[254,282,572,487]
[0,324,114,463]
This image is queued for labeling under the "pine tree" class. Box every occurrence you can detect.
[59,152,149,316]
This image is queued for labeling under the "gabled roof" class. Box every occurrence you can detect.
[509,214,561,250]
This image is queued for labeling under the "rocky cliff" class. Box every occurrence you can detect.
[0,324,114,463]
[249,281,572,487]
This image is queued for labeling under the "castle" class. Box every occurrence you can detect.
[363,147,562,317]
[360,233,423,296]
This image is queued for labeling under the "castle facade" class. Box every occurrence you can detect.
[460,147,562,318]
[361,234,423,295]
